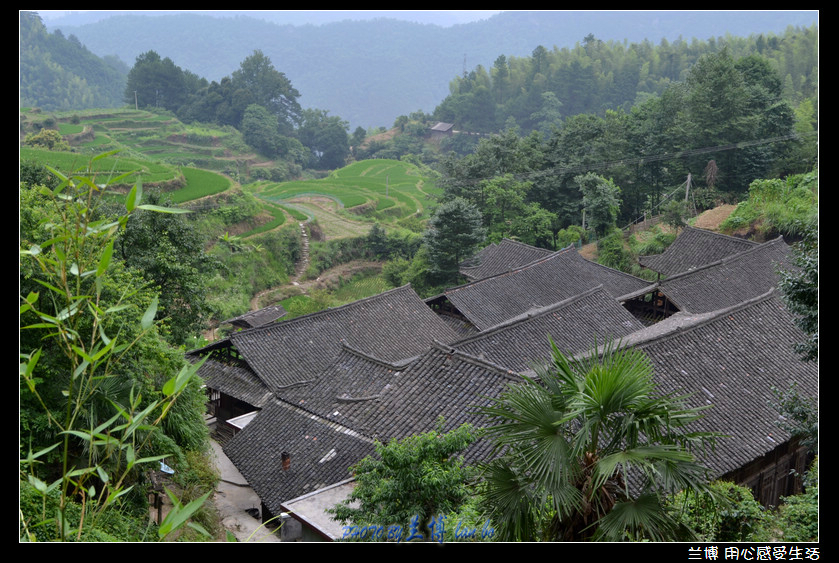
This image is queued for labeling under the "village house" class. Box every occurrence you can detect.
[427,244,649,332]
[624,235,792,320]
[189,228,816,540]
[459,237,555,281]
[190,284,459,432]
[639,225,759,278]
[222,343,521,533]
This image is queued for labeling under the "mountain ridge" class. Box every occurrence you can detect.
[34,10,818,129]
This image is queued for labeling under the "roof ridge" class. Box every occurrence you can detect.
[232,284,418,336]
[334,342,418,370]
[430,340,523,381]
[658,236,788,284]
[453,285,608,342]
[616,288,780,350]
[446,247,574,293]
[681,225,760,245]
[267,397,378,443]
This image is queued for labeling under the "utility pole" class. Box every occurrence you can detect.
[685,173,692,202]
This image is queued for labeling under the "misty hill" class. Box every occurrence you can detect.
[20,12,129,111]
[38,11,817,129]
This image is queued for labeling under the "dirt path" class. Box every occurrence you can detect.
[249,260,382,311]
[284,196,370,239]
[248,221,310,311]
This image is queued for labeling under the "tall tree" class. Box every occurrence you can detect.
[479,340,717,541]
[232,50,301,133]
[575,172,621,238]
[423,197,486,285]
[124,50,191,112]
[116,193,216,345]
[241,103,282,156]
[682,48,793,193]
[297,108,350,170]
[778,219,819,362]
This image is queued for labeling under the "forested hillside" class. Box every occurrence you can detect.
[433,26,818,133]
[19,12,128,111]
[30,10,817,129]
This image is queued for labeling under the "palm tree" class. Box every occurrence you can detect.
[478,339,719,541]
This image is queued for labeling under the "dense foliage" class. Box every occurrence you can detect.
[772,459,818,542]
[777,222,819,363]
[436,48,814,251]
[434,27,817,136]
[423,197,486,286]
[720,169,818,239]
[669,481,770,542]
[20,12,128,111]
[20,157,213,541]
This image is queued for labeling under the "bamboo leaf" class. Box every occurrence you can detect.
[158,489,213,539]
[61,430,94,443]
[141,296,158,330]
[137,204,190,214]
[125,183,139,213]
[96,240,114,277]
[105,484,134,505]
[136,454,169,465]
[125,443,135,470]
[27,474,49,494]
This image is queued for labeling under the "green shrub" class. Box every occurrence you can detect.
[20,474,157,542]
[771,458,818,542]
[632,227,677,256]
[671,481,769,542]
[596,230,635,272]
[720,170,818,238]
[556,225,586,248]
[24,129,70,151]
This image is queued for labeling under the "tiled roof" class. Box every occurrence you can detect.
[223,343,521,515]
[281,343,520,446]
[223,399,376,517]
[364,344,520,446]
[279,345,412,423]
[639,227,758,276]
[634,237,793,314]
[198,358,273,409]
[230,284,460,392]
[621,291,818,479]
[224,290,817,516]
[223,305,287,329]
[460,238,555,281]
[453,286,645,372]
[443,246,649,331]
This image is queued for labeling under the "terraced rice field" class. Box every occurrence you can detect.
[255,159,439,237]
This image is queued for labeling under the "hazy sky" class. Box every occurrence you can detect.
[32,10,505,27]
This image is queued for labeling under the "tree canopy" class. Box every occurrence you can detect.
[231,50,301,134]
[328,420,478,536]
[423,197,486,285]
